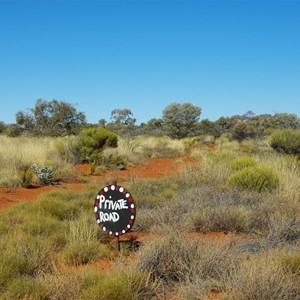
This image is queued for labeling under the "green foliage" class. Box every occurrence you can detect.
[107,108,136,136]
[228,156,258,171]
[17,164,34,187]
[162,102,201,139]
[80,270,154,300]
[16,99,86,136]
[4,277,48,300]
[5,124,22,137]
[270,129,300,157]
[0,255,28,291]
[281,252,300,275]
[232,121,257,141]
[227,165,281,193]
[31,163,56,185]
[76,126,118,163]
[0,121,6,134]
[30,196,79,220]
[62,241,109,266]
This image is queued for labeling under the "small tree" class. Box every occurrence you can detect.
[162,102,201,139]
[75,127,118,163]
[0,121,6,134]
[106,108,136,136]
[232,122,257,141]
[16,99,86,136]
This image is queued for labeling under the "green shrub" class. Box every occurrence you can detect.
[75,127,118,163]
[227,166,281,193]
[62,241,109,266]
[31,197,79,221]
[228,156,258,171]
[0,255,27,291]
[21,214,62,237]
[5,124,22,137]
[281,252,300,275]
[17,164,34,187]
[80,269,155,300]
[270,129,300,157]
[4,277,48,299]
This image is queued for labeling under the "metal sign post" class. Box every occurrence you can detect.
[94,183,136,257]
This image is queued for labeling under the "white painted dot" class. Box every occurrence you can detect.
[103,227,106,231]
[122,230,126,234]
[111,185,115,190]
[94,207,98,212]
[96,195,100,199]
[131,215,134,220]
[119,187,124,193]
[97,220,100,223]
[126,193,130,198]
[104,187,108,192]
[109,231,112,235]
[127,225,131,229]
[131,204,134,208]
[115,232,119,236]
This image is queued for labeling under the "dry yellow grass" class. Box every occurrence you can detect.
[0,136,76,187]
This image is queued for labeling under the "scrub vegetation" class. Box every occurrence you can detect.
[0,134,300,299]
[0,100,299,298]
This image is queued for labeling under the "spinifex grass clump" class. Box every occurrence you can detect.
[228,156,258,171]
[227,165,281,193]
[3,277,48,300]
[270,129,300,157]
[227,250,300,300]
[80,269,157,300]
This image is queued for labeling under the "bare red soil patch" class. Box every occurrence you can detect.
[0,154,195,211]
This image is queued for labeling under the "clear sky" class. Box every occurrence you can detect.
[0,0,299,125]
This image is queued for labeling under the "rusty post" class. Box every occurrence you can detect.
[116,235,120,257]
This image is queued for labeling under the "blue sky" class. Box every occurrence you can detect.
[0,0,299,125]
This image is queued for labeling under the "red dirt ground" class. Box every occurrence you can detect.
[0,146,225,299]
[0,155,195,211]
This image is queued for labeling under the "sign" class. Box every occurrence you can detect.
[94,184,136,236]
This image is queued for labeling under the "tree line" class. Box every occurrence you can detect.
[0,99,299,140]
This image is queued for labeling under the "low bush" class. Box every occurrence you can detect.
[80,269,157,300]
[270,129,300,157]
[31,163,56,185]
[30,194,80,220]
[227,251,300,300]
[62,240,109,266]
[281,251,300,275]
[75,127,118,164]
[227,165,281,193]
[0,255,27,291]
[4,276,48,300]
[137,233,241,289]
[265,213,300,246]
[228,156,258,171]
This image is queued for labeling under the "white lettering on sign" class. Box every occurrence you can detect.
[99,211,120,223]
[99,195,128,210]
[98,195,129,223]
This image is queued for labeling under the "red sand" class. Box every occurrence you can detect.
[0,155,195,211]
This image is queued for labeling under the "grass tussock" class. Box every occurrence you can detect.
[226,250,300,300]
[0,136,77,187]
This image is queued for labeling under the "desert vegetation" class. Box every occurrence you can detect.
[0,100,299,299]
[0,133,300,298]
